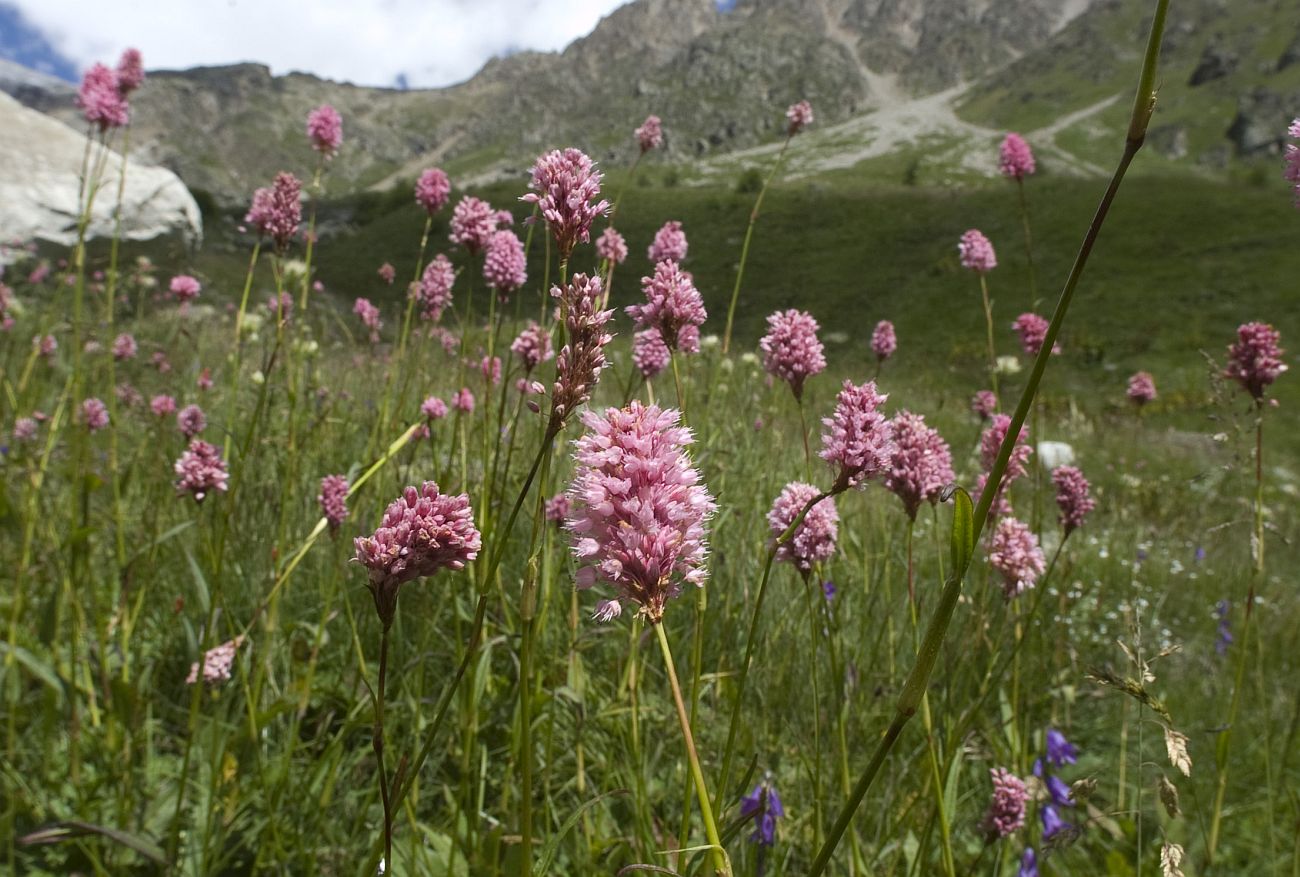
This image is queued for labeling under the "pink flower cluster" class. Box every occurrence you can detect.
[82,397,109,432]
[416,168,452,214]
[971,389,998,420]
[760,309,826,401]
[353,297,382,341]
[480,355,502,386]
[648,221,688,264]
[597,227,628,265]
[353,482,481,626]
[983,768,1029,837]
[483,229,527,295]
[1285,119,1300,206]
[415,254,455,322]
[306,104,343,157]
[1052,465,1095,536]
[186,635,246,685]
[174,439,229,502]
[449,196,499,254]
[871,319,896,362]
[246,172,302,251]
[633,328,671,379]
[958,229,997,274]
[77,62,130,131]
[378,262,396,285]
[453,388,475,413]
[627,260,706,352]
[421,396,448,420]
[169,275,201,302]
[12,417,38,442]
[36,334,57,358]
[980,414,1033,483]
[1127,371,1156,406]
[116,49,145,95]
[636,115,663,153]
[821,380,893,492]
[567,402,715,624]
[549,274,615,428]
[885,412,955,521]
[1225,321,1287,400]
[768,481,838,572]
[786,100,814,136]
[511,321,553,373]
[1012,312,1057,356]
[112,332,137,361]
[988,517,1045,598]
[544,494,570,523]
[999,133,1036,180]
[520,148,610,260]
[318,474,350,531]
[177,404,206,438]
[150,394,176,416]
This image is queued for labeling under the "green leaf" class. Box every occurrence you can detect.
[943,747,963,823]
[536,789,629,877]
[948,487,974,576]
[19,820,166,864]
[0,642,65,702]
[184,548,210,617]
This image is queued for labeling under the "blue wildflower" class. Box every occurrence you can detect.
[1046,729,1078,767]
[822,580,836,601]
[1018,847,1039,877]
[1215,600,1233,656]
[1046,774,1074,807]
[1041,804,1070,840]
[739,781,784,847]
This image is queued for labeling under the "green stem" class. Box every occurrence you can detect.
[721,137,790,355]
[979,274,999,399]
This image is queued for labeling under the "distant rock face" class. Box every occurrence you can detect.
[1226,87,1297,155]
[1188,41,1238,86]
[0,91,202,254]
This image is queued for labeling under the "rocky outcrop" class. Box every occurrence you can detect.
[0,91,202,254]
[1226,87,1297,155]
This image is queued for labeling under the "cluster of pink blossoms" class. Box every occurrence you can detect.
[377,262,396,285]
[35,334,57,358]
[82,397,109,432]
[983,768,1029,838]
[421,396,448,420]
[415,254,456,322]
[112,332,137,361]
[958,229,997,273]
[1012,312,1057,356]
[566,402,715,624]
[174,439,229,502]
[549,274,615,429]
[988,517,1045,598]
[77,49,144,131]
[999,133,1036,180]
[1127,371,1157,406]
[169,275,201,302]
[648,221,688,264]
[544,494,570,524]
[885,412,955,521]
[821,380,893,493]
[1285,119,1300,206]
[150,394,176,417]
[177,404,206,438]
[453,388,475,413]
[416,168,452,214]
[786,100,814,136]
[306,104,343,157]
[1225,321,1287,400]
[971,389,998,420]
[520,148,610,261]
[768,481,839,573]
[871,319,896,362]
[635,114,663,153]
[246,172,302,251]
[483,229,527,295]
[1052,465,1096,536]
[12,417,38,442]
[480,355,502,386]
[449,196,500,254]
[980,414,1033,482]
[511,321,553,373]
[186,635,246,685]
[761,309,826,401]
[353,297,382,341]
[633,328,671,379]
[596,227,628,265]
[318,474,350,532]
[627,260,706,352]
[353,482,481,627]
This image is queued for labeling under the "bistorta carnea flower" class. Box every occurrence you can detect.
[786,100,813,136]
[177,404,206,438]
[82,397,109,432]
[186,635,246,685]
[648,221,688,264]
[353,297,382,341]
[871,319,896,362]
[450,196,498,254]
[353,481,481,627]
[12,417,38,442]
[77,63,129,131]
[988,517,1045,598]
[1052,465,1095,536]
[999,133,1036,180]
[958,229,997,273]
[452,388,475,413]
[1012,312,1057,356]
[549,273,615,430]
[633,327,670,379]
[169,275,201,302]
[768,481,838,573]
[544,493,570,523]
[36,334,57,358]
[174,439,229,502]
[821,379,892,493]
[480,356,502,386]
[627,260,706,352]
[596,227,628,265]
[150,394,176,416]
[520,148,610,261]
[246,172,302,251]
[421,396,448,420]
[972,389,998,420]
[566,402,715,624]
[981,414,1033,483]
[1127,371,1157,406]
[415,254,455,322]
[885,412,955,521]
[511,321,553,373]
[483,229,527,295]
[416,168,452,214]
[378,262,396,285]
[112,332,138,361]
[115,49,144,95]
[318,474,349,532]
[1225,321,1287,400]
[983,767,1029,838]
[761,309,826,401]
[306,104,343,157]
[635,114,663,153]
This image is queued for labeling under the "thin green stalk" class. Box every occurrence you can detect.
[802,575,825,851]
[1015,178,1039,309]
[373,624,394,872]
[677,587,708,870]
[979,274,999,399]
[721,137,791,355]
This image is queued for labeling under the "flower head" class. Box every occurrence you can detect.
[449,196,498,254]
[566,402,715,624]
[452,388,475,413]
[999,133,1036,180]
[520,148,610,261]
[115,49,145,95]
[544,493,570,524]
[306,104,343,157]
[989,517,1045,598]
[415,168,452,214]
[511,321,553,373]
[245,173,302,251]
[596,227,628,265]
[483,229,527,295]
[633,327,671,379]
[421,396,448,421]
[1046,728,1078,766]
[77,63,129,131]
[169,274,201,302]
[981,414,1032,482]
[353,297,382,341]
[174,439,229,502]
[768,481,838,572]
[82,397,109,432]
[36,334,57,358]
[353,482,481,627]
[983,767,1029,838]
[549,274,615,429]
[1225,321,1287,400]
[820,380,892,492]
[1127,371,1157,406]
[12,417,38,442]
[871,319,897,362]
[378,262,396,285]
[1012,312,1056,356]
[635,115,663,153]
[177,404,206,438]
[1046,774,1074,808]
[1018,848,1039,877]
[972,389,998,420]
[1052,465,1095,536]
[1040,804,1070,840]
[886,412,955,521]
[319,474,349,531]
[185,636,246,685]
[739,780,785,847]
[112,332,137,361]
[958,229,997,273]
[150,394,176,416]
[415,254,455,322]
[1214,600,1233,656]
[786,100,813,136]
[480,355,502,386]
[627,260,706,352]
[760,309,826,401]
[648,221,688,264]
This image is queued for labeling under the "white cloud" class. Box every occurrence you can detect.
[11,0,633,88]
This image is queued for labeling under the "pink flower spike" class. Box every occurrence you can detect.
[511,321,553,373]
[483,229,527,295]
[999,133,1036,180]
[449,196,498,255]
[885,412,955,521]
[971,390,998,420]
[306,104,343,157]
[112,332,137,361]
[115,49,145,95]
[1225,321,1287,400]
[626,260,706,353]
[318,474,350,532]
[353,297,383,341]
[768,481,838,572]
[549,273,615,429]
[871,320,896,362]
[415,254,455,323]
[378,262,396,285]
[596,227,628,265]
[452,388,475,413]
[1052,465,1095,536]
[421,396,448,420]
[245,172,302,251]
[760,309,826,401]
[1011,312,1057,356]
[958,229,997,274]
[174,439,229,502]
[520,148,610,261]
[150,394,176,416]
[186,635,246,685]
[786,100,814,136]
[169,275,201,302]
[635,115,663,153]
[415,168,452,214]
[648,221,688,264]
[633,327,671,379]
[820,379,893,493]
[77,63,129,131]
[1127,371,1156,406]
[177,404,207,438]
[980,414,1032,483]
[988,517,1045,598]
[983,768,1029,838]
[82,397,109,432]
